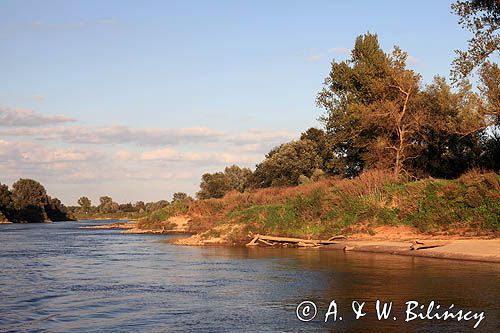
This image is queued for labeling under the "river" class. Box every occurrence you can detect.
[0,220,498,332]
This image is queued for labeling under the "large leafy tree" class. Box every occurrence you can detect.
[11,178,48,222]
[251,139,322,187]
[300,128,336,174]
[197,172,229,199]
[317,34,425,178]
[411,77,484,177]
[98,196,118,213]
[317,33,484,179]
[451,0,500,82]
[77,196,92,214]
[197,165,252,199]
[222,165,252,193]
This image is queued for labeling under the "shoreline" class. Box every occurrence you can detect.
[79,221,500,263]
[318,239,500,263]
[171,238,500,263]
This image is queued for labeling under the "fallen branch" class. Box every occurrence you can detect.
[410,240,447,250]
[246,234,259,246]
[257,238,276,246]
[246,234,345,247]
[328,235,347,241]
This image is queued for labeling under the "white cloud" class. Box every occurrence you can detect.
[0,107,75,127]
[0,107,299,203]
[328,47,350,55]
[1,124,294,147]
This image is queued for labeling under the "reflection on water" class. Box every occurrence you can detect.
[0,221,498,332]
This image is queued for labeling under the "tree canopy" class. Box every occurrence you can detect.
[451,0,500,82]
[0,178,72,222]
[316,33,486,179]
[197,165,252,199]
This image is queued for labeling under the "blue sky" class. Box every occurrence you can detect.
[0,0,471,205]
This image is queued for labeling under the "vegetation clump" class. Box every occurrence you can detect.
[0,179,72,223]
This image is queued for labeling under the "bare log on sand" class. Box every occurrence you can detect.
[246,234,346,247]
[410,240,447,250]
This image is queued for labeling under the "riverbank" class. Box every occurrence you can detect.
[172,236,500,263]
[79,219,500,263]
[79,216,193,235]
[320,239,500,263]
[170,225,500,263]
[79,171,500,263]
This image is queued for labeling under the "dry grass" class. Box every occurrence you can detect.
[333,169,396,197]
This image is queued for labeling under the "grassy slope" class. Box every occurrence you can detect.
[138,170,500,243]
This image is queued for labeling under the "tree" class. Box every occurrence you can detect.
[145,200,169,212]
[451,0,500,82]
[172,192,188,203]
[196,165,253,199]
[77,196,92,214]
[134,201,146,212]
[478,61,500,124]
[410,77,484,178]
[197,172,230,199]
[98,196,118,214]
[317,34,425,178]
[45,196,71,221]
[317,33,483,179]
[118,202,135,212]
[223,165,252,193]
[0,182,13,221]
[480,130,500,171]
[0,183,12,210]
[11,178,49,222]
[300,128,336,174]
[251,139,322,187]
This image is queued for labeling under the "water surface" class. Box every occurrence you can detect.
[1,221,498,332]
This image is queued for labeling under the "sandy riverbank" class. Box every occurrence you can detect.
[319,239,500,263]
[172,225,500,263]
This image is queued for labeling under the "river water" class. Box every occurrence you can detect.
[0,220,498,332]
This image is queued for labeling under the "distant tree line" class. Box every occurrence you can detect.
[195,1,499,199]
[70,192,193,216]
[0,179,73,223]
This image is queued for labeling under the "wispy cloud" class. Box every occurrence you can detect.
[1,123,294,147]
[115,146,263,165]
[0,108,76,127]
[306,53,324,62]
[328,47,350,55]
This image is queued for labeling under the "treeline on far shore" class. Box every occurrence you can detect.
[67,192,193,220]
[0,179,72,223]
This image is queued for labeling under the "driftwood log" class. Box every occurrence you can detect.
[410,240,447,250]
[246,234,346,248]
